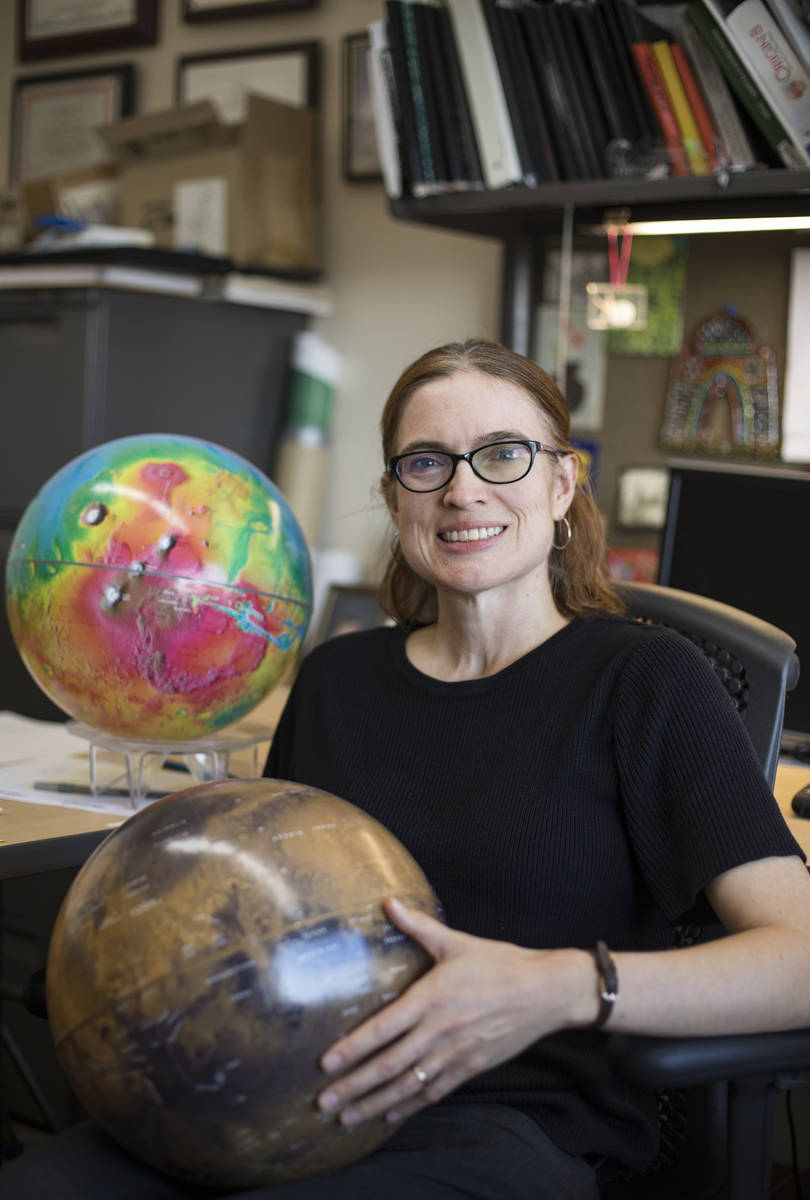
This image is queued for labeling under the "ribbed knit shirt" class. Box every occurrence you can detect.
[263,616,803,1170]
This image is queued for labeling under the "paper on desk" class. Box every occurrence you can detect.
[0,711,188,816]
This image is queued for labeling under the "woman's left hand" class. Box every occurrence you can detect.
[316,896,589,1127]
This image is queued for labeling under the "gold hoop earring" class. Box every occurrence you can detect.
[552,516,572,551]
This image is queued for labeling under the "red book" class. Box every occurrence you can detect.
[671,41,724,169]
[631,40,691,176]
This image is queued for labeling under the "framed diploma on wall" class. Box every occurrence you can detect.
[177,42,319,124]
[183,0,317,20]
[11,64,135,183]
[17,0,157,62]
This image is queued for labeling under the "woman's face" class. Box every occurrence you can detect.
[386,370,577,607]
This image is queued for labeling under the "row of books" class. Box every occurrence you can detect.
[367,0,810,198]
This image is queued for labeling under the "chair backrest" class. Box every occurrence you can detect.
[605,582,801,1199]
[614,582,800,789]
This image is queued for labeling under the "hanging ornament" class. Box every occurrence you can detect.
[586,223,648,331]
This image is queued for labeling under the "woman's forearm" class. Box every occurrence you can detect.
[563,855,810,1036]
[562,926,810,1037]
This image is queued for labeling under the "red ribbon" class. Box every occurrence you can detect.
[607,226,633,286]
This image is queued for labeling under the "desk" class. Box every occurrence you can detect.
[1,757,809,882]
[0,801,122,880]
[0,686,291,881]
[774,762,810,856]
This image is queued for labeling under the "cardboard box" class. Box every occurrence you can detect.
[22,164,120,234]
[99,95,317,271]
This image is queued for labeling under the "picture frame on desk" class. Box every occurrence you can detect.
[10,64,135,184]
[605,546,660,584]
[615,465,670,530]
[342,32,382,183]
[315,584,389,645]
[177,41,319,125]
[17,0,157,62]
[182,0,318,22]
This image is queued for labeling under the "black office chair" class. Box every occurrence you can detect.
[605,582,810,1200]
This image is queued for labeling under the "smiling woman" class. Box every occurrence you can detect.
[5,340,810,1200]
[379,371,579,677]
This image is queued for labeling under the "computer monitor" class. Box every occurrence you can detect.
[657,461,810,753]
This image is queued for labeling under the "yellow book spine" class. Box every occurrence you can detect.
[651,40,710,176]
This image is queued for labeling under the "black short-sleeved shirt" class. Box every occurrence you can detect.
[264,616,803,1169]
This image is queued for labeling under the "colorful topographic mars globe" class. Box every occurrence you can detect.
[46,777,443,1189]
[5,434,312,741]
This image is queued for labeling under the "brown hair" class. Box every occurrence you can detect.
[378,337,624,627]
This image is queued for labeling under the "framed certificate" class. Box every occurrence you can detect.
[18,0,157,61]
[342,32,381,183]
[177,42,319,125]
[11,65,135,183]
[182,0,317,21]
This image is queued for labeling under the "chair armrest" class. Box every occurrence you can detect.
[606,1029,810,1090]
[22,967,48,1020]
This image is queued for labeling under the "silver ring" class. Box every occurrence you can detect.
[411,1064,428,1086]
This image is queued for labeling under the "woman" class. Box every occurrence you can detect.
[259,338,810,1195]
[2,338,808,1200]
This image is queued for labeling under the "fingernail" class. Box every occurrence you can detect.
[322,1052,342,1072]
[319,1092,339,1113]
[340,1108,360,1127]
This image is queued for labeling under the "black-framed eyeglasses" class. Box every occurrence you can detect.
[388,440,562,493]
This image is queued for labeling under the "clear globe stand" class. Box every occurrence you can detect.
[65,721,272,809]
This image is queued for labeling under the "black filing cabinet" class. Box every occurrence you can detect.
[0,282,307,719]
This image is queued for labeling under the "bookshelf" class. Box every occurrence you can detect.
[390,168,810,350]
[382,0,810,337]
[391,168,810,238]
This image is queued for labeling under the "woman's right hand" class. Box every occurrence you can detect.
[316,897,595,1128]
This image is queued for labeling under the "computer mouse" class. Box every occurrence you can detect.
[791,783,810,819]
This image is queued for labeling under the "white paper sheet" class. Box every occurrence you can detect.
[0,711,194,816]
[783,248,810,464]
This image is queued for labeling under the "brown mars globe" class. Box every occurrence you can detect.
[46,778,442,1190]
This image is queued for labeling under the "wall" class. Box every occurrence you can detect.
[0,0,501,577]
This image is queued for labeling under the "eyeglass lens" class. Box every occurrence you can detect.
[397,442,533,491]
